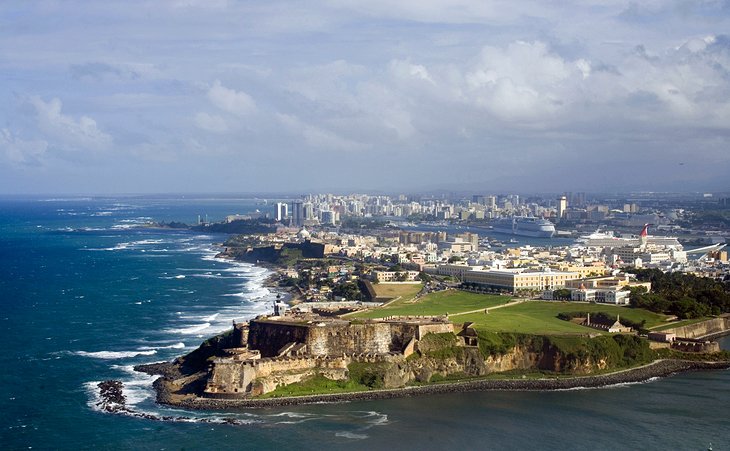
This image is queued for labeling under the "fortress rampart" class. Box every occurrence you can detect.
[661,315,730,340]
[202,314,454,398]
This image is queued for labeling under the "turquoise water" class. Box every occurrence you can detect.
[1,197,728,450]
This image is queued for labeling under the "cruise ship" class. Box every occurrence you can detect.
[576,226,682,250]
[491,216,556,238]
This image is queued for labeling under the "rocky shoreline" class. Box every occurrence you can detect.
[149,359,730,410]
[214,251,301,305]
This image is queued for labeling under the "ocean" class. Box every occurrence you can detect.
[1,196,728,450]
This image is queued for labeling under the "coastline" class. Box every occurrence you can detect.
[151,359,730,410]
[213,250,301,306]
[140,243,730,412]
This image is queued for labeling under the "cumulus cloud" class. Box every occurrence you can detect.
[207,80,256,116]
[2,1,730,193]
[389,60,436,85]
[29,96,112,150]
[461,41,579,120]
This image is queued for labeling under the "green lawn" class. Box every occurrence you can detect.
[455,301,670,335]
[257,375,369,398]
[372,283,423,301]
[351,290,511,319]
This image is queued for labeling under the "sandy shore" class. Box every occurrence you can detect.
[153,359,730,410]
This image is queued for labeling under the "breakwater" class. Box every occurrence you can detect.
[155,359,730,410]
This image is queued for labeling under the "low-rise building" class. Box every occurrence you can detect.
[463,269,580,293]
[373,270,420,282]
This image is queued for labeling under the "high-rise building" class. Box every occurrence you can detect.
[291,200,304,226]
[557,196,568,220]
[274,202,288,222]
[321,210,336,225]
[302,202,314,221]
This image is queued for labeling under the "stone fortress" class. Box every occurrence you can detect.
[203,312,454,398]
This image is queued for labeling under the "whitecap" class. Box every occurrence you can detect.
[335,432,369,440]
[73,350,157,359]
[202,313,220,322]
[173,323,211,335]
[138,342,186,351]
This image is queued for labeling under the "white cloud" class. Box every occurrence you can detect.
[194,112,228,132]
[459,41,582,120]
[276,113,367,151]
[207,80,256,116]
[29,96,112,150]
[0,129,48,166]
[2,2,730,192]
[389,60,436,84]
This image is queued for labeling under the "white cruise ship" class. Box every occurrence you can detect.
[576,226,682,250]
[491,217,556,238]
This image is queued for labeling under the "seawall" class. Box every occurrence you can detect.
[158,359,730,410]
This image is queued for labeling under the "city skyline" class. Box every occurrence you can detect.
[1,2,729,194]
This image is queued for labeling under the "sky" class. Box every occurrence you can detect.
[1,1,729,195]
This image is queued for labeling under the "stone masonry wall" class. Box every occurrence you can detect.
[247,321,311,357]
[663,317,730,339]
[307,323,392,356]
[205,356,349,396]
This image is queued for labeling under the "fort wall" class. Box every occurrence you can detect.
[247,321,310,357]
[662,316,730,339]
[307,323,392,356]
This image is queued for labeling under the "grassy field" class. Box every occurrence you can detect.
[455,301,670,335]
[372,282,423,300]
[351,290,511,319]
[257,375,369,398]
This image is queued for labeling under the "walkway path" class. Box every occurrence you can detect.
[448,299,526,317]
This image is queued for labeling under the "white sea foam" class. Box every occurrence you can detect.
[335,432,369,440]
[73,350,157,359]
[362,411,389,426]
[553,377,661,392]
[138,342,186,351]
[173,323,211,335]
[84,380,105,412]
[159,274,187,280]
[268,412,317,419]
[202,313,220,322]
[131,239,166,245]
[190,272,231,279]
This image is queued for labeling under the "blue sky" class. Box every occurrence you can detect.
[1,1,729,194]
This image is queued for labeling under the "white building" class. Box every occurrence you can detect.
[275,202,288,222]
